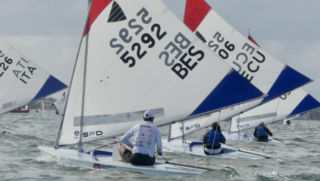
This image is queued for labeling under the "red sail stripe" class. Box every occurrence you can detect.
[183,0,211,32]
[83,0,113,37]
[248,35,260,47]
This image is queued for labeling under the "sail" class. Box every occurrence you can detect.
[0,37,67,114]
[41,99,45,111]
[166,0,312,140]
[57,0,265,146]
[229,88,320,133]
[52,91,67,114]
[181,0,311,102]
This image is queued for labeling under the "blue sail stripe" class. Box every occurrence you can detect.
[261,66,311,104]
[31,75,68,102]
[189,70,264,117]
[287,94,320,118]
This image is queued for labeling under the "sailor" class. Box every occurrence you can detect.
[118,110,162,166]
[286,120,291,125]
[202,122,226,155]
[253,122,273,142]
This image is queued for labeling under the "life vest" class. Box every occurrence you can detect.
[206,129,221,147]
[257,126,267,137]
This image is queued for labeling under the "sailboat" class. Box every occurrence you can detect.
[161,0,313,157]
[223,35,320,142]
[224,88,320,143]
[52,91,67,115]
[0,37,67,133]
[0,37,67,115]
[38,0,267,176]
[36,99,45,113]
[282,113,301,125]
[9,105,30,113]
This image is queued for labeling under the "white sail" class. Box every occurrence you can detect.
[166,0,312,140]
[52,91,67,115]
[41,99,45,111]
[228,88,320,133]
[0,37,67,114]
[56,0,265,146]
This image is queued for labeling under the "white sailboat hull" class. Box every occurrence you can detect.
[162,139,271,160]
[222,132,282,143]
[38,146,205,176]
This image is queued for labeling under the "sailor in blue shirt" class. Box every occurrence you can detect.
[118,110,162,166]
[202,122,226,155]
[253,122,273,142]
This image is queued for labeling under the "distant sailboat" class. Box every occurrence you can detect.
[38,0,266,176]
[161,0,312,144]
[161,0,313,156]
[0,37,67,133]
[222,35,320,143]
[52,91,67,115]
[0,37,67,114]
[9,105,30,113]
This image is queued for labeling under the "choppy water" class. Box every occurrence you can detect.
[0,110,319,181]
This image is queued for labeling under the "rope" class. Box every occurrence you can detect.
[289,117,302,141]
[157,152,213,171]
[236,113,252,150]
[2,113,29,133]
[210,111,221,156]
[221,118,231,131]
[237,113,241,138]
[262,98,281,151]
[87,141,117,152]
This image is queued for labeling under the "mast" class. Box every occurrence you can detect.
[181,120,185,143]
[167,122,172,142]
[78,1,92,153]
[54,1,92,149]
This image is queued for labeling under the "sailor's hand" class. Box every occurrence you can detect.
[157,152,162,156]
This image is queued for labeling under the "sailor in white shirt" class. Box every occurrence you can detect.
[118,110,162,165]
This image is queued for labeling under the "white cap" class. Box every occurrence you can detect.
[143,110,154,119]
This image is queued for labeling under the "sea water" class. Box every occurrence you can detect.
[0,110,319,181]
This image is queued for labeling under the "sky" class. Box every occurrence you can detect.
[0,0,319,100]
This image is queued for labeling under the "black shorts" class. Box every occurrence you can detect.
[255,136,268,142]
[123,149,155,166]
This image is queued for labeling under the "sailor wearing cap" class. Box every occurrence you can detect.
[253,122,273,142]
[118,110,162,165]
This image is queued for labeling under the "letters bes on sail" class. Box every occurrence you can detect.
[109,8,205,80]
[58,0,264,146]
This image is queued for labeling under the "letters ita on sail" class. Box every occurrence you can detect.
[0,37,67,114]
